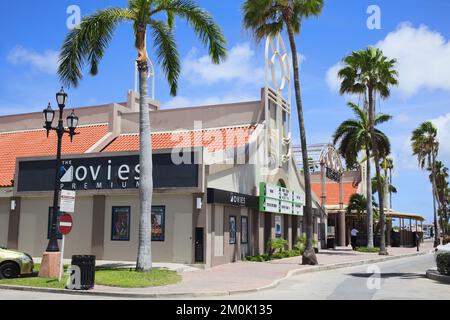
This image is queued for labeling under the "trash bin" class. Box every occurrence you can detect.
[71,255,96,290]
[327,237,336,249]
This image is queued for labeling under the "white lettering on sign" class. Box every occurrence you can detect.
[293,192,305,205]
[75,166,88,181]
[265,184,280,199]
[230,194,246,205]
[280,187,292,202]
[293,203,303,216]
[118,165,130,180]
[280,201,293,215]
[264,198,280,213]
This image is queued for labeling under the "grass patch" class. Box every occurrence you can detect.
[0,266,181,289]
[95,268,181,288]
[355,247,381,253]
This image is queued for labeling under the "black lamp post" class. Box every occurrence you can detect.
[42,87,78,252]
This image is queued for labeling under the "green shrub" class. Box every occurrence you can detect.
[294,234,318,254]
[267,238,288,256]
[436,252,450,276]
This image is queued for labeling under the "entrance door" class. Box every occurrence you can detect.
[194,228,204,263]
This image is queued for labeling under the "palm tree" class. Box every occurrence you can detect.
[411,121,440,247]
[371,175,397,199]
[243,0,324,266]
[58,0,226,271]
[333,102,391,249]
[380,157,394,209]
[434,161,449,236]
[338,47,398,255]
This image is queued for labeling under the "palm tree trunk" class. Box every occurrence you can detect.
[365,148,374,249]
[430,152,441,247]
[286,21,317,265]
[136,25,153,272]
[368,89,387,254]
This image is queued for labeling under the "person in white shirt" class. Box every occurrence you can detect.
[351,226,359,250]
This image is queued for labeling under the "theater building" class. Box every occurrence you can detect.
[0,35,327,267]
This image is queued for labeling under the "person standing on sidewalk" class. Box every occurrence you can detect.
[415,232,420,252]
[351,226,359,250]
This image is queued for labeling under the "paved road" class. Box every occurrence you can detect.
[211,253,450,300]
[0,254,448,300]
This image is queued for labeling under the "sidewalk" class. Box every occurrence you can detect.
[87,241,434,297]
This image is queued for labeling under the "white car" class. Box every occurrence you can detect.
[435,243,450,261]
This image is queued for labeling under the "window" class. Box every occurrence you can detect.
[229,216,236,244]
[111,207,131,241]
[47,207,62,240]
[241,216,248,244]
[151,206,165,242]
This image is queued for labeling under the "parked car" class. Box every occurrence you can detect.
[435,243,450,261]
[0,247,34,279]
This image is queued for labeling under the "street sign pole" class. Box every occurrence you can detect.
[59,235,65,282]
[57,213,73,282]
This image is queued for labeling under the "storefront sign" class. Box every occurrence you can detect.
[260,197,280,212]
[207,188,259,209]
[259,182,304,216]
[16,152,199,193]
[280,201,293,215]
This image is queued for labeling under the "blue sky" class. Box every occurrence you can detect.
[1,0,450,224]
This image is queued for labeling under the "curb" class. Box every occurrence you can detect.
[0,250,432,298]
[426,269,450,284]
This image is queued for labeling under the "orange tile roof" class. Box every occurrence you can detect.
[103,125,255,153]
[0,125,109,187]
[311,182,359,206]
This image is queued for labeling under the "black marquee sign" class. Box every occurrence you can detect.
[207,188,259,209]
[16,152,199,193]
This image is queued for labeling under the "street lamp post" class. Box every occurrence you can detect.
[43,87,78,253]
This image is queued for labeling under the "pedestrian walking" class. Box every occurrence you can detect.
[415,232,420,252]
[351,226,359,250]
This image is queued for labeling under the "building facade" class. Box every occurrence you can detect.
[0,88,324,267]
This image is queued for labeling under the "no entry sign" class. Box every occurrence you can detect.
[59,213,73,235]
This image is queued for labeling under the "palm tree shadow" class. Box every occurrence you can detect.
[347,272,425,279]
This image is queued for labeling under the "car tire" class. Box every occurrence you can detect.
[0,262,20,279]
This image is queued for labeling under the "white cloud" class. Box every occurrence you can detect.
[182,42,264,85]
[325,62,343,93]
[163,93,259,109]
[325,23,450,98]
[432,113,450,160]
[7,46,58,74]
[376,23,450,97]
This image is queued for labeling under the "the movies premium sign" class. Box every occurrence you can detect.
[259,182,304,216]
[207,188,259,209]
[16,152,199,193]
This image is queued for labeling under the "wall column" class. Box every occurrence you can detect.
[338,210,346,247]
[91,195,106,260]
[7,197,21,250]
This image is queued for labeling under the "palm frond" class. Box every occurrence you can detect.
[152,0,226,64]
[58,8,134,87]
[148,19,180,96]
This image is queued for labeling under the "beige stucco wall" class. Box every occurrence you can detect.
[102,193,193,263]
[0,198,9,247]
[18,196,93,258]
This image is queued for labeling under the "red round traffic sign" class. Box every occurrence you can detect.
[59,214,73,235]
